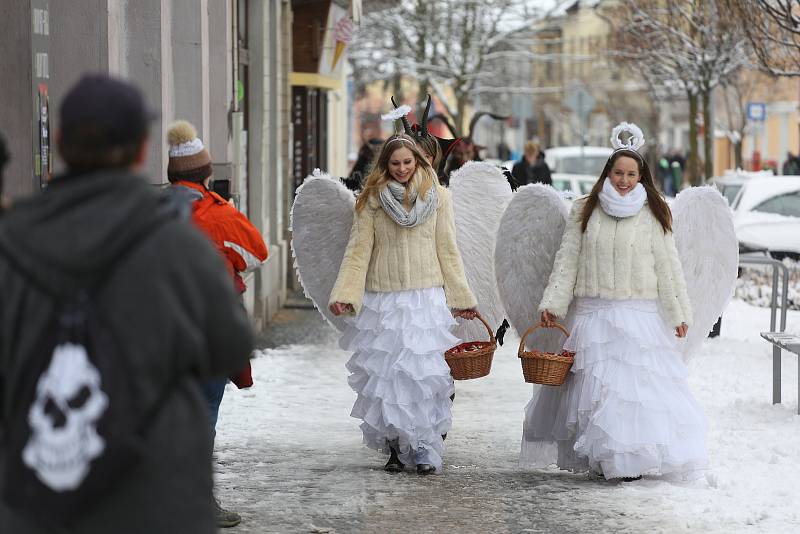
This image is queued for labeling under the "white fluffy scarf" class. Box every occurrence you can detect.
[379,180,439,227]
[598,178,646,218]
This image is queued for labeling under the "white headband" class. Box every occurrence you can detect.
[386,137,416,148]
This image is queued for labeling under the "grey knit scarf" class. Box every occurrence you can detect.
[379,180,439,227]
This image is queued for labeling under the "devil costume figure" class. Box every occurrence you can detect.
[388,98,515,190]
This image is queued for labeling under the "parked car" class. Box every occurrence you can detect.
[550,173,596,196]
[544,146,612,175]
[730,176,800,259]
[708,169,774,207]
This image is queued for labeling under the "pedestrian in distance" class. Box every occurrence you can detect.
[342,137,384,192]
[511,140,552,187]
[657,154,674,196]
[328,133,478,475]
[527,123,707,482]
[0,74,255,534]
[782,151,800,176]
[165,119,268,528]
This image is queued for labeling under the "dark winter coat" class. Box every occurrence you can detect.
[0,171,254,534]
[511,157,552,187]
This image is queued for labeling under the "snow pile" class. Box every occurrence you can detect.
[214,298,800,532]
[736,259,800,311]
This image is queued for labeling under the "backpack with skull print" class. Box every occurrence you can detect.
[1,217,172,526]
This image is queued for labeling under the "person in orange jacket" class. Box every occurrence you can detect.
[165,120,267,528]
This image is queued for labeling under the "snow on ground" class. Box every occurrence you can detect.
[215,299,800,533]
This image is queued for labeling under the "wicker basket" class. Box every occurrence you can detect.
[445,313,496,380]
[518,322,575,386]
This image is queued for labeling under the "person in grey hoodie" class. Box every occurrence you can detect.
[0,75,254,534]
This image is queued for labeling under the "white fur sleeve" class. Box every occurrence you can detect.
[538,199,584,319]
[653,220,693,328]
[329,203,375,315]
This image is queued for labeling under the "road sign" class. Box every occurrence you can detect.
[564,85,596,120]
[747,102,767,122]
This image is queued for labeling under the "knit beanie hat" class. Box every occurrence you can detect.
[166,120,212,183]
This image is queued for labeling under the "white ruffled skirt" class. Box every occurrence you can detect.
[340,287,458,472]
[520,298,707,480]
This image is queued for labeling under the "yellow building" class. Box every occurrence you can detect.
[530,0,655,150]
[714,73,800,176]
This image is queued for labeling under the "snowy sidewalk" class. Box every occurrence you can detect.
[214,299,800,533]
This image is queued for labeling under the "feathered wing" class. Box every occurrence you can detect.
[494,184,572,352]
[448,161,513,342]
[290,171,355,331]
[671,186,739,359]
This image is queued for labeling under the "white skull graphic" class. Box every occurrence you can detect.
[22,342,109,491]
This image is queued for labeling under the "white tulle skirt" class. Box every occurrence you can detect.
[520,298,707,480]
[340,287,458,472]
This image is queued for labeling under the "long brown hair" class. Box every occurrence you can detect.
[355,134,438,212]
[580,149,672,233]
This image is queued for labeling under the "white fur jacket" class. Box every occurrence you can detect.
[329,185,477,314]
[539,198,693,328]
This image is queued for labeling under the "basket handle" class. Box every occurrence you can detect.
[460,311,495,345]
[517,321,570,356]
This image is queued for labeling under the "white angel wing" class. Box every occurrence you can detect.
[494,184,572,352]
[671,186,739,359]
[449,161,513,343]
[290,171,355,331]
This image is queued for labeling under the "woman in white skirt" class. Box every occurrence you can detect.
[526,128,707,482]
[329,134,477,475]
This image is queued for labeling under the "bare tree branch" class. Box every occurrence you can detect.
[348,0,547,128]
[722,0,800,76]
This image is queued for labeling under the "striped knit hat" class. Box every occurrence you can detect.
[166,120,212,183]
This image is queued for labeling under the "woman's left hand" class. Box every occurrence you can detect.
[453,308,478,320]
[675,323,688,338]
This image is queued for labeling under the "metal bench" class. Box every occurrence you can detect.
[739,255,795,412]
[760,332,800,414]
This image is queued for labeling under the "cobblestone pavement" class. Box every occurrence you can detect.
[213,300,687,534]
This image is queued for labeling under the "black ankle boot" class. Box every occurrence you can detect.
[416,463,436,475]
[384,446,404,473]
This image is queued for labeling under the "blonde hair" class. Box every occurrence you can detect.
[523,140,540,156]
[355,134,439,212]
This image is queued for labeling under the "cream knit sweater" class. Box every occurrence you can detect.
[539,198,693,328]
[329,185,477,314]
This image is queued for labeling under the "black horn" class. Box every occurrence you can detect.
[429,113,459,138]
[467,111,509,140]
[391,96,413,135]
[421,94,432,136]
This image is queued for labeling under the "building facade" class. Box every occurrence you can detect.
[529,0,657,152]
[0,0,293,330]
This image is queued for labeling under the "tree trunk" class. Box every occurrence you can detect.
[734,140,743,169]
[687,91,700,186]
[417,79,429,125]
[392,74,404,104]
[456,90,468,137]
[702,88,713,183]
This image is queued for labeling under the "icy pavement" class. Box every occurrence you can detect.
[214,299,800,533]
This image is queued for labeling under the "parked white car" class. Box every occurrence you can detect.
[708,169,774,207]
[729,176,800,259]
[544,146,613,175]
